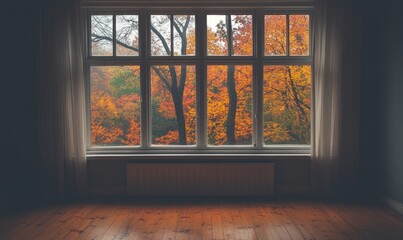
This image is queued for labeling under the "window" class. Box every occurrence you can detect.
[86,9,312,154]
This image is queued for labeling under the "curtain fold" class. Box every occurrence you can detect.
[38,0,87,200]
[312,0,361,196]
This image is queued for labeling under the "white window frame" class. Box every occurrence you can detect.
[83,4,314,156]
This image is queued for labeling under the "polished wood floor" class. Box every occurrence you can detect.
[1,199,402,240]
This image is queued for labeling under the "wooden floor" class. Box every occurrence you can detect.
[1,199,402,240]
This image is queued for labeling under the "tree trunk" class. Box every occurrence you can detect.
[172,92,187,144]
[226,65,237,144]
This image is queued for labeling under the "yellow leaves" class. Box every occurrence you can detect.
[207,65,253,145]
[263,65,311,144]
[90,66,141,146]
[98,95,118,117]
[289,15,310,56]
[121,120,141,145]
[91,123,123,145]
[265,15,287,55]
[264,122,292,143]
[154,130,179,145]
[150,65,197,145]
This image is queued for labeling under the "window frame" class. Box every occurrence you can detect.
[83,6,314,156]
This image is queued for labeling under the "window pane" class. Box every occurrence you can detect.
[151,15,171,56]
[91,15,113,56]
[264,15,287,56]
[90,66,141,146]
[116,15,139,56]
[232,15,253,56]
[290,15,310,56]
[151,65,196,145]
[207,15,228,56]
[263,65,311,145]
[207,65,253,145]
[173,15,196,56]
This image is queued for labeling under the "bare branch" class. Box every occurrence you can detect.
[151,66,171,90]
[92,34,139,53]
[150,24,171,55]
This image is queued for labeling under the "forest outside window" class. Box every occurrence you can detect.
[86,10,312,154]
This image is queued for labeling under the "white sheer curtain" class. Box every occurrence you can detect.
[312,0,361,196]
[38,0,87,199]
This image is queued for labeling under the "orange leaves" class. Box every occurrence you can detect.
[290,15,310,56]
[263,65,311,144]
[150,65,196,145]
[121,120,141,145]
[154,131,179,145]
[91,123,123,145]
[88,14,311,147]
[265,15,287,56]
[90,66,141,146]
[207,65,253,145]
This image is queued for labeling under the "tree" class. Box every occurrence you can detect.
[208,15,253,145]
[89,14,311,146]
[150,15,195,145]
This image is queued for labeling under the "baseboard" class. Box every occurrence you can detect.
[382,195,403,216]
[90,187,126,195]
[276,185,310,195]
[90,185,310,196]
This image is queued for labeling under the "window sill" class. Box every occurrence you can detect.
[86,151,311,161]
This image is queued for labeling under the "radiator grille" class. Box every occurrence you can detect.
[127,163,274,196]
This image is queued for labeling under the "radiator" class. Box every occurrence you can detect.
[127,163,274,196]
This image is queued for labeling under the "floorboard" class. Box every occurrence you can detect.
[1,200,402,240]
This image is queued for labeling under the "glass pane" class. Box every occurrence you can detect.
[207,15,228,56]
[290,15,310,56]
[264,15,287,56]
[91,15,113,56]
[151,65,196,145]
[207,65,253,145]
[173,15,196,56]
[151,15,171,56]
[232,15,253,56]
[90,66,141,146]
[263,65,311,145]
[116,15,139,56]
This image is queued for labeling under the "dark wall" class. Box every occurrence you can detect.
[360,0,403,203]
[379,1,403,202]
[0,1,41,215]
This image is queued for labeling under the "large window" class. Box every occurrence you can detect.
[86,9,312,154]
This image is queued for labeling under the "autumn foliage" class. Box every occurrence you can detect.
[90,14,311,146]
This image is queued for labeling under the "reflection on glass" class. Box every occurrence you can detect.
[91,15,113,56]
[116,15,139,56]
[151,15,171,56]
[264,15,287,56]
[173,15,196,56]
[207,65,253,145]
[151,65,196,145]
[90,66,141,146]
[263,65,311,145]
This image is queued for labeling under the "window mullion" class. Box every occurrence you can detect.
[197,11,206,149]
[113,15,116,56]
[255,10,264,148]
[227,15,233,56]
[170,15,174,56]
[286,14,290,56]
[140,10,149,149]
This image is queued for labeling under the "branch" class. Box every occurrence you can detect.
[92,34,139,53]
[150,24,171,55]
[151,66,171,90]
